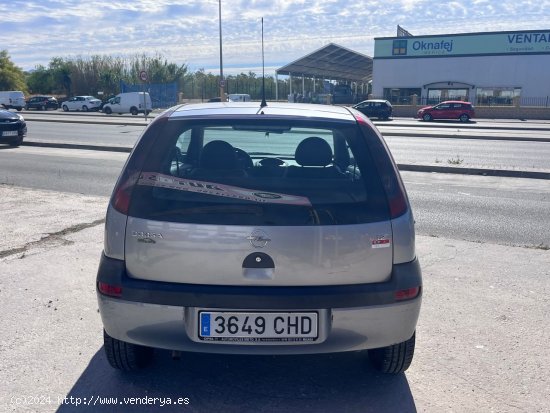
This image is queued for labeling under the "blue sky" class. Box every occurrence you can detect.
[2,0,549,75]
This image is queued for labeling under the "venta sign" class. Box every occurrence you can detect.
[506,32,550,53]
[507,32,550,44]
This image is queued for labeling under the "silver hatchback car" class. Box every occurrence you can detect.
[97,102,422,373]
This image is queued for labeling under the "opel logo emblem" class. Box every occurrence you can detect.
[246,229,271,248]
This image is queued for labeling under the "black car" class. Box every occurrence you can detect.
[0,109,27,146]
[25,96,58,111]
[352,99,393,120]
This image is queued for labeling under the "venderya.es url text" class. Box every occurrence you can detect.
[11,395,190,407]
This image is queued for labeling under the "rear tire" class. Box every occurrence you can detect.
[62,105,69,112]
[82,105,88,112]
[130,107,139,115]
[422,113,432,121]
[103,330,153,371]
[459,114,470,122]
[368,332,415,374]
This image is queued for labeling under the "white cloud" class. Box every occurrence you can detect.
[4,0,550,72]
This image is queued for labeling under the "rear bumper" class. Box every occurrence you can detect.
[97,253,422,354]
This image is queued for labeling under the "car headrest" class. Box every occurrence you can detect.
[200,140,238,169]
[295,137,333,167]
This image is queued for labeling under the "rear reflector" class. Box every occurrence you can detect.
[395,286,420,301]
[98,282,122,298]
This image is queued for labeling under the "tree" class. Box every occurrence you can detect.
[128,53,187,83]
[26,65,54,94]
[0,50,27,92]
[49,57,73,96]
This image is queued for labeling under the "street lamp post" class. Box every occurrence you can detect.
[219,0,224,100]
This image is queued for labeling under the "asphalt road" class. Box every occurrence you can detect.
[0,146,125,195]
[385,135,550,170]
[1,146,548,248]
[19,110,550,126]
[23,120,550,172]
[406,172,550,248]
[25,121,144,147]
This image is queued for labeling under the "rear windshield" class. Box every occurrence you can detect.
[128,118,389,226]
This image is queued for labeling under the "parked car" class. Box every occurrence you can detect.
[227,94,251,102]
[417,101,475,122]
[0,91,25,111]
[102,92,152,115]
[0,108,27,146]
[332,84,355,104]
[25,96,58,111]
[97,102,422,373]
[61,96,102,112]
[98,95,116,111]
[352,99,393,120]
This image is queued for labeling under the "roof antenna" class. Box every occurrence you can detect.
[260,17,267,108]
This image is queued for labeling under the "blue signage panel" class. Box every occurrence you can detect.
[375,30,550,58]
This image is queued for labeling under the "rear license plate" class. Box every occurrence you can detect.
[198,311,318,342]
[2,131,18,137]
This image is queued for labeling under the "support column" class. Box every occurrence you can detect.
[275,73,278,101]
[289,74,293,97]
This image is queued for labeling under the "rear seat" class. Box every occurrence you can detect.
[285,136,347,179]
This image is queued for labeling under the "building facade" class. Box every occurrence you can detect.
[372,30,550,106]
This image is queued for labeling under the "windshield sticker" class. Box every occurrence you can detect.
[138,172,312,206]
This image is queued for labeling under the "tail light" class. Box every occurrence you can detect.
[112,170,140,214]
[354,112,409,218]
[386,176,408,218]
[109,114,171,215]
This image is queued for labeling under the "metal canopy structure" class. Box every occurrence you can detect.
[276,43,373,83]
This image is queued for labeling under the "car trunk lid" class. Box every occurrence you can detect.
[125,218,393,286]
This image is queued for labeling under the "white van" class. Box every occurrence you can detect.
[227,93,251,102]
[0,91,26,111]
[102,92,152,115]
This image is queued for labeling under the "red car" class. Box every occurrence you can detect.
[417,101,474,122]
